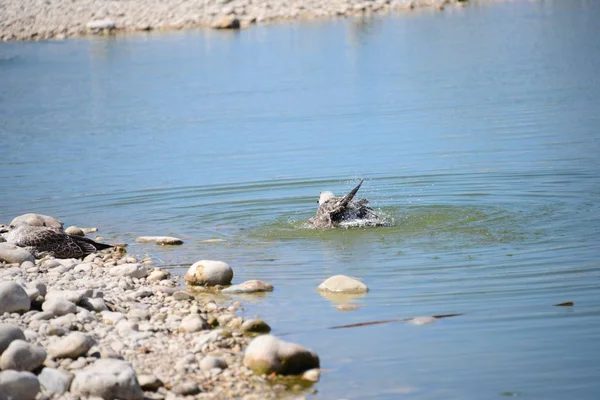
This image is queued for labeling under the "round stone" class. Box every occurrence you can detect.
[243,335,319,375]
[48,332,95,359]
[317,275,369,294]
[0,324,26,354]
[0,282,30,314]
[184,260,233,286]
[0,370,40,400]
[0,243,35,264]
[0,340,47,371]
[42,298,77,316]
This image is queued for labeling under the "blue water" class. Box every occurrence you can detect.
[1,1,600,398]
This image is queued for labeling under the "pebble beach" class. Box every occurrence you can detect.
[0,0,468,41]
[0,214,326,399]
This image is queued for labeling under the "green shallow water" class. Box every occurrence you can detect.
[2,0,600,398]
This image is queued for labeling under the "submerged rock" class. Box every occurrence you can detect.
[408,316,436,326]
[135,236,183,245]
[184,260,233,286]
[221,280,273,294]
[243,335,319,375]
[317,275,369,294]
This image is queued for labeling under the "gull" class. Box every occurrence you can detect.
[0,224,113,259]
[308,180,383,228]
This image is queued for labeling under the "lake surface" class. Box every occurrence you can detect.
[1,0,600,398]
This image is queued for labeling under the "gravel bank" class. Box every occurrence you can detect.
[0,214,320,399]
[0,0,468,41]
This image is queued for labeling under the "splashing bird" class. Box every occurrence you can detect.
[0,224,113,259]
[308,180,384,228]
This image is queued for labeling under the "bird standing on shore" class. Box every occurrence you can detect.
[308,180,384,228]
[0,224,113,259]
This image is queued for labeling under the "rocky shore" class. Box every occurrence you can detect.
[1,0,468,41]
[0,214,322,399]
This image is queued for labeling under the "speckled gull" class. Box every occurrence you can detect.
[308,180,384,228]
[0,224,113,259]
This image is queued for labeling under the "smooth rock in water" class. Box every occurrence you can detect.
[336,303,362,311]
[408,316,436,325]
[109,263,148,278]
[64,226,85,236]
[70,359,142,399]
[221,280,274,294]
[10,213,63,229]
[86,19,116,31]
[302,368,321,382]
[0,324,25,354]
[147,270,169,282]
[42,298,77,316]
[135,236,183,245]
[0,370,40,400]
[211,16,241,29]
[0,282,30,314]
[38,367,74,395]
[317,275,369,294]
[0,340,47,371]
[199,355,227,371]
[180,315,209,333]
[48,332,94,359]
[0,243,35,264]
[243,335,319,375]
[241,319,271,335]
[184,260,233,286]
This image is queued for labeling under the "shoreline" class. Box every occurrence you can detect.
[0,218,319,399]
[1,0,469,42]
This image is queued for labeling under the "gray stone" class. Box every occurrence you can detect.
[184,260,233,286]
[172,290,194,301]
[79,297,107,312]
[48,332,94,359]
[317,275,369,293]
[70,359,143,399]
[0,324,25,355]
[137,374,162,391]
[0,370,40,400]
[199,355,227,371]
[127,309,150,322]
[0,282,30,314]
[135,236,183,245]
[42,298,77,316]
[24,287,39,301]
[38,367,73,394]
[180,315,209,333]
[146,270,169,282]
[45,289,88,303]
[172,381,201,395]
[0,243,35,264]
[10,213,62,229]
[221,280,274,294]
[243,335,319,375]
[0,340,47,371]
[28,281,47,298]
[30,311,54,321]
[109,263,148,278]
[101,311,126,325]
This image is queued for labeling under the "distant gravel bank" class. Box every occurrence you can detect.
[1,0,469,41]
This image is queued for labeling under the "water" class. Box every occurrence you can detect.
[2,1,600,398]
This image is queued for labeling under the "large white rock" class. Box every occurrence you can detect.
[42,298,77,316]
[0,324,25,355]
[45,289,89,303]
[0,282,30,314]
[109,263,148,278]
[180,315,209,333]
[0,243,35,264]
[48,332,94,359]
[38,367,73,395]
[243,335,319,375]
[135,236,183,245]
[184,260,233,286]
[0,370,40,400]
[70,359,143,399]
[10,213,63,229]
[317,275,369,294]
[0,340,47,371]
[86,19,116,31]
